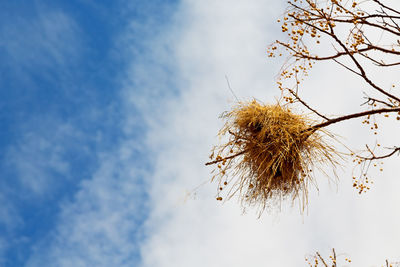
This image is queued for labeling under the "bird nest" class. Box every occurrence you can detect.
[207,100,338,213]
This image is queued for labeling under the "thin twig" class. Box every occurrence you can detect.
[361,94,395,108]
[316,252,329,267]
[332,248,337,267]
[357,147,400,160]
[287,88,329,120]
[225,75,239,102]
[205,150,247,166]
[332,59,363,77]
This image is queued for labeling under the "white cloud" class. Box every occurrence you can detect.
[133,1,400,266]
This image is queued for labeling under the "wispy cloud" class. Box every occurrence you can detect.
[0,5,88,265]
[20,2,178,266]
[25,150,148,267]
[0,9,81,72]
[5,119,80,195]
[0,192,23,235]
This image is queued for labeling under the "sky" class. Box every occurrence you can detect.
[0,0,400,266]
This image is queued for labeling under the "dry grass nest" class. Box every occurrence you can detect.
[207,100,339,213]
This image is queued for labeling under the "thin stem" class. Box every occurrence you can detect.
[316,252,329,267]
[288,88,329,120]
[205,150,247,166]
[358,147,400,160]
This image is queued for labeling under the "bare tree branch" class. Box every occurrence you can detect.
[310,107,400,130]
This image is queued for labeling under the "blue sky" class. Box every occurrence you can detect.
[0,1,177,266]
[1,1,400,266]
